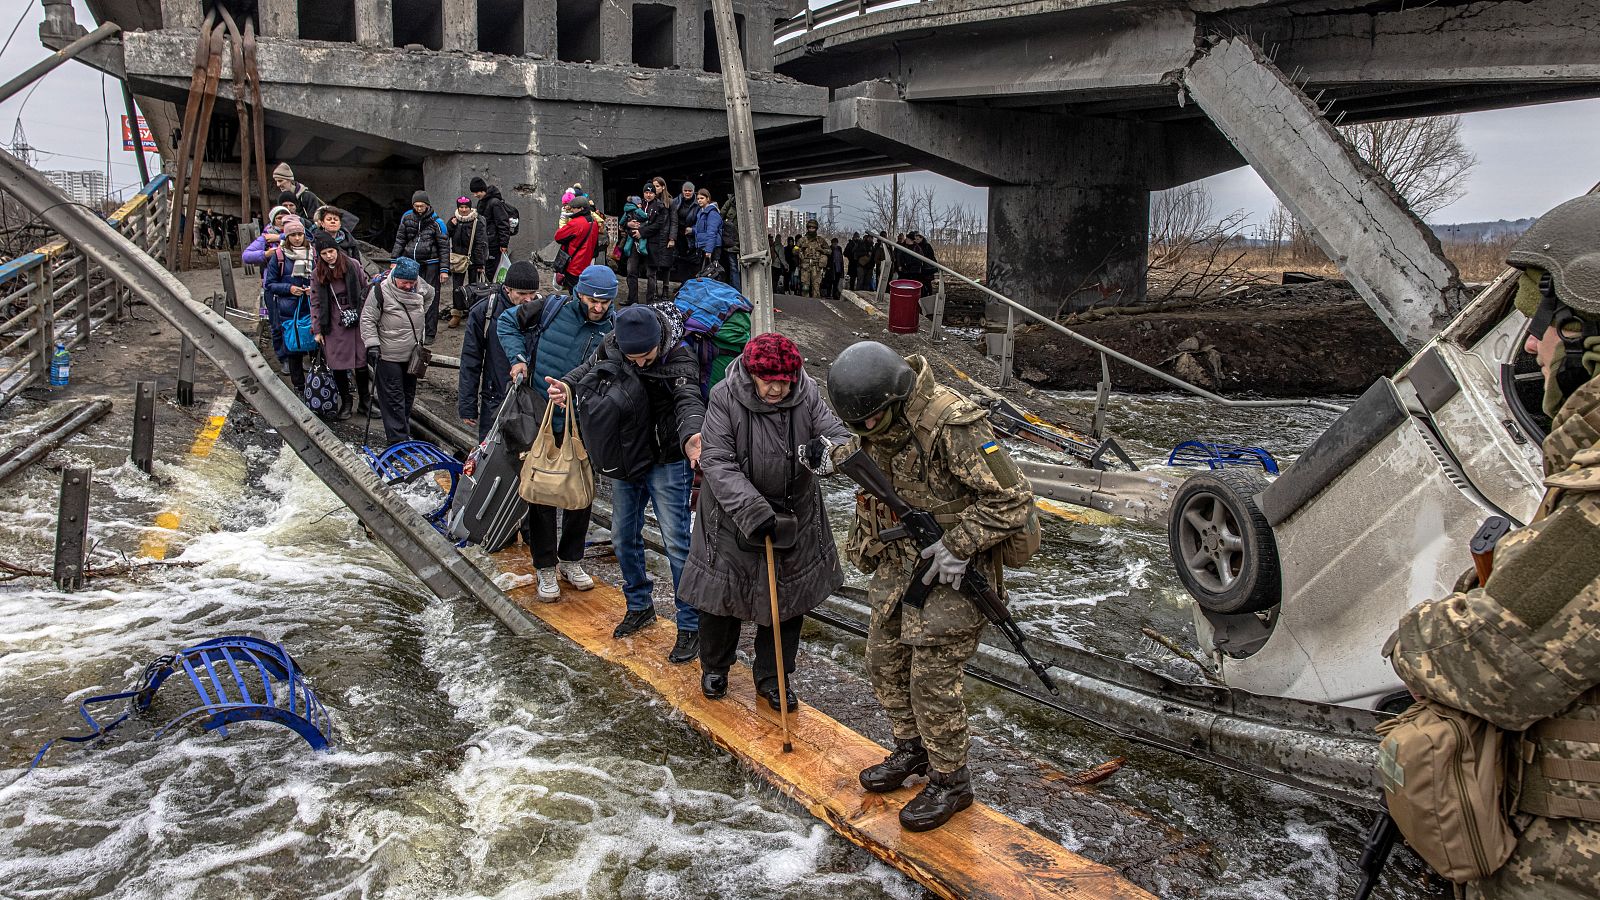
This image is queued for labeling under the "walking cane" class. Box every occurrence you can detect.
[765,535,793,753]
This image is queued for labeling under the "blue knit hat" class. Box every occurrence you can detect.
[575,264,618,301]
[392,257,420,281]
[614,306,662,355]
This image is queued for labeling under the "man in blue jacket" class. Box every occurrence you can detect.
[497,264,617,601]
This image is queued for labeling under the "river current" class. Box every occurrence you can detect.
[0,390,1442,899]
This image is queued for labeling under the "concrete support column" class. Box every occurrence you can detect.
[356,0,395,46]
[601,1,633,65]
[524,0,557,58]
[424,152,603,259]
[674,0,703,71]
[258,0,298,38]
[160,0,204,31]
[443,0,477,52]
[988,183,1148,318]
[743,8,775,73]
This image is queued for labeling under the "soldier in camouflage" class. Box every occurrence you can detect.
[1386,193,1600,899]
[813,341,1035,831]
[797,221,829,298]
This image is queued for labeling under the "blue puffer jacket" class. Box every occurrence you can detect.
[496,292,613,431]
[692,202,723,256]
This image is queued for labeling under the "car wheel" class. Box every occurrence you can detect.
[1168,469,1281,615]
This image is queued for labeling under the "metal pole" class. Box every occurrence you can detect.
[1092,352,1111,438]
[75,254,91,345]
[131,380,156,474]
[930,271,946,341]
[219,253,237,310]
[0,22,121,104]
[30,260,54,385]
[177,331,197,406]
[119,80,150,186]
[53,466,92,590]
[998,306,1015,389]
[708,0,774,334]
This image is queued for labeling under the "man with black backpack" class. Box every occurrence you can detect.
[470,176,517,266]
[546,304,706,663]
[495,263,618,602]
[459,261,538,441]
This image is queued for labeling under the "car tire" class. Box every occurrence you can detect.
[1168,469,1281,615]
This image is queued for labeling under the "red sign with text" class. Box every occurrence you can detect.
[121,115,158,152]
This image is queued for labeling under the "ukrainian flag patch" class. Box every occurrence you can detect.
[981,441,999,454]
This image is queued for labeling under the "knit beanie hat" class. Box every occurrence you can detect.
[503,261,541,291]
[267,205,290,226]
[742,332,804,383]
[277,190,297,206]
[312,230,338,252]
[392,257,420,281]
[456,196,472,207]
[281,217,305,236]
[575,263,618,300]
[273,162,293,180]
[412,190,431,206]
[614,305,661,355]
[469,176,488,193]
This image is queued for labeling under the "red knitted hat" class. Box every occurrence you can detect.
[742,332,804,382]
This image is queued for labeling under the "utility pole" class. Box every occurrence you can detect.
[823,190,840,233]
[709,0,773,335]
[890,173,900,235]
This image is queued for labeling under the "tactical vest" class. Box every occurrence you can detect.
[1511,453,1600,823]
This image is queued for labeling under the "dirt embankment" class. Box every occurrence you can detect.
[1009,281,1412,396]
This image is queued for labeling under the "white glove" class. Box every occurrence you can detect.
[919,540,968,590]
[799,436,835,475]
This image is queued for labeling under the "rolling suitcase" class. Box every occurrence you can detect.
[448,383,529,549]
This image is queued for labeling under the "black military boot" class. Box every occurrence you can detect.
[859,738,929,793]
[898,766,974,832]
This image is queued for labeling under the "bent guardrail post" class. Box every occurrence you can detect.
[53,467,91,591]
[0,153,535,633]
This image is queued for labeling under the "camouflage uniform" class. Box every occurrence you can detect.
[798,232,828,298]
[1387,376,1600,899]
[838,355,1035,773]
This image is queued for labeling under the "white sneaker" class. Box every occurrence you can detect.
[536,567,561,602]
[559,561,595,590]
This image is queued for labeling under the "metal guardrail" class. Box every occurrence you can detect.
[774,0,923,42]
[0,152,534,633]
[872,241,1350,421]
[0,175,173,409]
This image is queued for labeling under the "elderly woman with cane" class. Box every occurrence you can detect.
[681,333,851,712]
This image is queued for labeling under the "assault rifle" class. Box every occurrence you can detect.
[1353,514,1512,900]
[835,448,1060,695]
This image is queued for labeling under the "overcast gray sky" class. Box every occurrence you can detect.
[3,0,1598,225]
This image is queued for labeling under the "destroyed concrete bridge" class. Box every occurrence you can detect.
[43,0,1600,348]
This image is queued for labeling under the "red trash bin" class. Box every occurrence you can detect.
[887,279,922,334]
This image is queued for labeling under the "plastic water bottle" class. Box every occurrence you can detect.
[49,342,70,386]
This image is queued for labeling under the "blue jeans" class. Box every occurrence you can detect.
[611,459,698,631]
[723,250,742,292]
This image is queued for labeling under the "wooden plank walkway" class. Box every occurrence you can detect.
[492,548,1154,900]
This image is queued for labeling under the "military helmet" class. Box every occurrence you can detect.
[827,341,915,425]
[1506,194,1600,317]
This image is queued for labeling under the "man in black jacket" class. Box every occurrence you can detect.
[392,191,451,340]
[470,177,513,266]
[458,262,541,441]
[546,305,706,663]
[670,181,700,284]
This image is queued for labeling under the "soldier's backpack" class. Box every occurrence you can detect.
[673,278,753,394]
[1375,699,1517,883]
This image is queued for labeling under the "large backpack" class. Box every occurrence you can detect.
[674,277,753,393]
[572,357,654,481]
[500,198,521,237]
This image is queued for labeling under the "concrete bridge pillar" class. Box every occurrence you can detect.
[258,0,298,38]
[159,0,204,31]
[443,0,478,52]
[424,153,603,260]
[988,182,1149,316]
[356,0,395,46]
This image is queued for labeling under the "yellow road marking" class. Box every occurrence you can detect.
[139,396,232,560]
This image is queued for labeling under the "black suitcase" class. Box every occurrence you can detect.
[448,383,529,549]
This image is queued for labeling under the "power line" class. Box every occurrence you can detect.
[0,0,38,63]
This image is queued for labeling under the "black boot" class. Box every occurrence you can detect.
[859,738,930,793]
[898,766,974,832]
[336,395,353,421]
[668,629,699,664]
[613,607,657,638]
[701,670,728,700]
[756,679,798,712]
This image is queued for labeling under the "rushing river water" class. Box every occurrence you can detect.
[0,390,1443,899]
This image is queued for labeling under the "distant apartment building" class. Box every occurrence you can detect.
[43,170,109,206]
[767,206,814,234]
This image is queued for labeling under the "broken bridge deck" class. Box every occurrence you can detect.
[490,547,1153,900]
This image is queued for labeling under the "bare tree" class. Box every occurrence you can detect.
[859,181,898,234]
[1144,184,1260,304]
[1339,116,1476,218]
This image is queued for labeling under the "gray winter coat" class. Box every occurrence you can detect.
[681,359,851,625]
[359,276,432,362]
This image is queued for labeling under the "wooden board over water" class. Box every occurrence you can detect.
[492,549,1154,900]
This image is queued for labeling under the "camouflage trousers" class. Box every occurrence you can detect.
[865,598,983,774]
[1470,816,1600,900]
[801,265,823,297]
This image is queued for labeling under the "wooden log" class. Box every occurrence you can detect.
[491,548,1154,900]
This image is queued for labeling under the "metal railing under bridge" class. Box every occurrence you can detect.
[0,175,172,408]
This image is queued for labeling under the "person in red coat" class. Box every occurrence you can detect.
[554,196,599,288]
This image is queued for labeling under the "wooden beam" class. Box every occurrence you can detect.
[491,548,1154,900]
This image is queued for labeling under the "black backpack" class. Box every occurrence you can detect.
[572,357,654,481]
[500,198,521,237]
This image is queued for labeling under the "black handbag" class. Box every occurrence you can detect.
[731,406,800,553]
[302,353,340,418]
[401,302,431,377]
